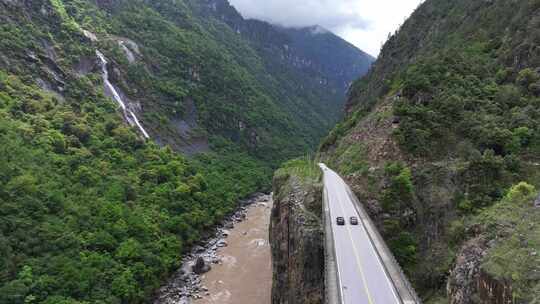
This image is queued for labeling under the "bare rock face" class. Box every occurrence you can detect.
[270,172,324,304]
[477,270,513,304]
[534,194,540,208]
[447,237,488,304]
[192,257,211,275]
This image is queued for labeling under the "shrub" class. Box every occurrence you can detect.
[516,68,539,88]
[504,182,536,204]
[382,163,415,213]
[495,84,522,108]
[389,232,418,270]
[529,81,540,96]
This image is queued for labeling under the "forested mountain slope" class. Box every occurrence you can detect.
[0,0,372,303]
[0,71,269,304]
[193,0,374,121]
[320,0,540,303]
[1,0,372,163]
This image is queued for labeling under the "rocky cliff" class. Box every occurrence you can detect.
[270,161,324,304]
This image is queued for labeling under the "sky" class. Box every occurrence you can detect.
[228,0,424,57]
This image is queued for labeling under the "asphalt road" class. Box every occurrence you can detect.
[320,164,401,304]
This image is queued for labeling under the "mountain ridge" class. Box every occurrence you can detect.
[192,0,374,114]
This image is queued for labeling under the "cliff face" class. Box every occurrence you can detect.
[477,271,513,304]
[447,237,489,304]
[270,166,324,304]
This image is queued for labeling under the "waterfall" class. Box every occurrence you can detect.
[119,41,136,63]
[96,50,150,139]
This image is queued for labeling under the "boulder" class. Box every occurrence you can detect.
[192,257,211,274]
[193,245,205,253]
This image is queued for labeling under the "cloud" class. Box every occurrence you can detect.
[228,0,370,32]
[228,0,424,57]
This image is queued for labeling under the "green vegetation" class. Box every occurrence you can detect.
[394,48,540,160]
[193,140,272,200]
[335,143,369,176]
[319,0,540,301]
[276,156,321,182]
[381,162,415,213]
[50,0,81,32]
[319,110,366,151]
[380,163,417,270]
[0,70,264,303]
[477,182,540,302]
[0,0,366,302]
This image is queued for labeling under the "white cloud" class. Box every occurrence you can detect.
[228,0,424,57]
[228,0,369,29]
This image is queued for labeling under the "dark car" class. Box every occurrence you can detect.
[350,216,359,225]
[336,217,345,226]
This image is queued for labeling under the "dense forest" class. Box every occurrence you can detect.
[0,0,371,303]
[1,0,372,164]
[320,0,540,302]
[0,62,270,304]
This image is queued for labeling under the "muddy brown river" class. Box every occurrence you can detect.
[195,199,273,304]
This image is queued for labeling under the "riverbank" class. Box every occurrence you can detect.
[154,193,272,304]
[195,197,272,304]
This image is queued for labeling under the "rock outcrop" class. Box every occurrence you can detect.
[477,270,513,304]
[447,237,489,304]
[270,171,324,304]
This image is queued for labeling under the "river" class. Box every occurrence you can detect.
[195,198,272,304]
[154,194,273,304]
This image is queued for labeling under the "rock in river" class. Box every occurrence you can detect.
[193,257,211,275]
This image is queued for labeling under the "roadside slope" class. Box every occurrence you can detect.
[320,0,540,302]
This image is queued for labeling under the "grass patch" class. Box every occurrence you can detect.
[277,155,321,182]
[477,182,540,301]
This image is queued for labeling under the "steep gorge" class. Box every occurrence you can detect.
[6,0,540,303]
[0,0,373,303]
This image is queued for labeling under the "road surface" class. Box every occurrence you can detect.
[320,163,401,304]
